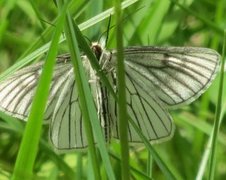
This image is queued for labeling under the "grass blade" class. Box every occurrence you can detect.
[129,116,177,180]
[63,13,101,180]
[11,3,68,179]
[114,0,130,179]
[0,0,138,82]
[208,30,226,180]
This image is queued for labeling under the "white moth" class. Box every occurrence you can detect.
[0,44,220,150]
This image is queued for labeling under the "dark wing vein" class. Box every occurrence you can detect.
[0,57,72,122]
[111,70,174,142]
[123,46,220,108]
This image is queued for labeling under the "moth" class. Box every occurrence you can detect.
[0,44,220,150]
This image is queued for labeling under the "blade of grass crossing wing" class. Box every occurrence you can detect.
[11,4,68,180]
[65,14,116,180]
[114,0,130,179]
[56,2,100,177]
[73,22,116,99]
[72,18,117,180]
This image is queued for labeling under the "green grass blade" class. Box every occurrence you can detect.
[128,116,177,180]
[11,4,67,179]
[63,16,101,180]
[72,22,116,180]
[73,23,116,99]
[170,0,223,35]
[0,0,138,82]
[110,151,152,179]
[147,152,153,177]
[114,0,130,179]
[20,1,88,59]
[208,30,226,180]
[0,0,16,44]
[28,0,47,29]
[63,10,118,180]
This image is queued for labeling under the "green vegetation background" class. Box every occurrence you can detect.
[0,0,225,179]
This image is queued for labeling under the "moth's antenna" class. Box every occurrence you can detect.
[105,14,112,48]
[83,35,92,45]
[36,19,57,56]
[98,6,144,47]
[40,19,56,28]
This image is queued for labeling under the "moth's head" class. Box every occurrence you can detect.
[91,42,103,60]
